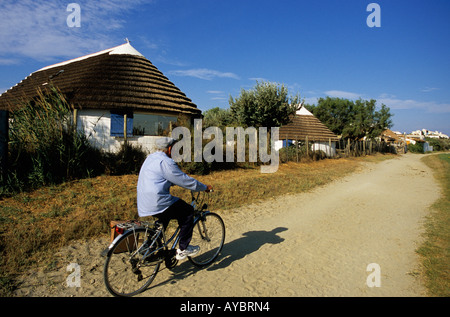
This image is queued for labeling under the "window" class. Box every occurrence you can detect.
[132,113,177,136]
[110,112,177,137]
[110,112,133,137]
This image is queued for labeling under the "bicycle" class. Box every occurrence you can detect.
[102,190,225,297]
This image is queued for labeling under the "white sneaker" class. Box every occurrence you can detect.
[176,245,200,260]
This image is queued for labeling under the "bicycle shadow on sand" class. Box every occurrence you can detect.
[148,227,288,290]
[206,227,288,271]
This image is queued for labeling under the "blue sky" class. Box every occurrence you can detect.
[1,0,449,135]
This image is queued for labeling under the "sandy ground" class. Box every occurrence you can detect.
[13,153,441,297]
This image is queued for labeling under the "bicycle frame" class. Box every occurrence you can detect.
[139,210,211,261]
[106,191,211,261]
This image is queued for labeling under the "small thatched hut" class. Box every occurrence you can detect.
[0,42,201,153]
[277,105,339,157]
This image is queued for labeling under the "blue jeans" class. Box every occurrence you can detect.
[155,199,194,251]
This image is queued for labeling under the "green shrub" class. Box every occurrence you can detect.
[103,143,147,176]
[408,142,424,153]
[426,138,450,152]
[3,88,103,194]
[1,87,151,196]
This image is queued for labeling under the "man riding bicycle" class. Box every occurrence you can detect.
[137,137,213,260]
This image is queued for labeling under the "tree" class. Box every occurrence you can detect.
[306,97,393,140]
[203,107,234,129]
[229,81,300,128]
[304,97,353,136]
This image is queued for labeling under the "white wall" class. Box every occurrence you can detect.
[129,136,161,154]
[76,109,162,154]
[275,139,336,157]
[311,141,336,157]
[77,110,120,152]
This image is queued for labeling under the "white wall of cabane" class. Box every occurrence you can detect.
[76,109,161,154]
[311,141,336,157]
[274,139,336,157]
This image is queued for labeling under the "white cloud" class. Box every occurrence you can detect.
[377,97,450,113]
[305,90,450,114]
[207,90,225,94]
[0,58,19,65]
[324,90,363,100]
[421,87,439,93]
[168,68,240,80]
[248,77,269,82]
[206,90,228,101]
[0,0,145,62]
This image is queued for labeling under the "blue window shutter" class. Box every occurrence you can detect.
[282,140,293,147]
[110,112,133,137]
[110,112,124,136]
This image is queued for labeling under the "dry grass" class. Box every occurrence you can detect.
[418,153,450,297]
[0,153,393,295]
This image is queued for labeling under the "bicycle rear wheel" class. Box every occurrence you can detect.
[103,227,161,297]
[188,212,225,267]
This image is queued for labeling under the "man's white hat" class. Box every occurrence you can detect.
[155,137,177,149]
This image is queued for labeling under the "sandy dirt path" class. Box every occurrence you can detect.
[13,153,441,297]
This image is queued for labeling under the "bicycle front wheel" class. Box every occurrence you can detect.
[103,227,161,297]
[188,212,225,267]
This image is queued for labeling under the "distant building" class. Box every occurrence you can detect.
[409,129,449,139]
[380,129,407,154]
[277,105,339,157]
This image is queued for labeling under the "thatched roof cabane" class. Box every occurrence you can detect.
[279,106,339,142]
[381,129,402,142]
[0,43,201,117]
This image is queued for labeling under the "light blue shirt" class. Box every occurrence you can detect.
[137,151,207,217]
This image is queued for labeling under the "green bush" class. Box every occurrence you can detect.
[2,88,103,194]
[1,88,148,196]
[103,143,147,176]
[408,142,424,153]
[179,161,212,175]
[426,138,450,151]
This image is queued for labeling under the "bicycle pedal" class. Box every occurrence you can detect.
[132,268,142,275]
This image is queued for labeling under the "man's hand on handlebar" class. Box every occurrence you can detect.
[205,185,214,193]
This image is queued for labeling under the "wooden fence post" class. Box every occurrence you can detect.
[329,138,332,158]
[347,138,350,157]
[306,136,309,157]
[73,108,78,130]
[123,113,128,146]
